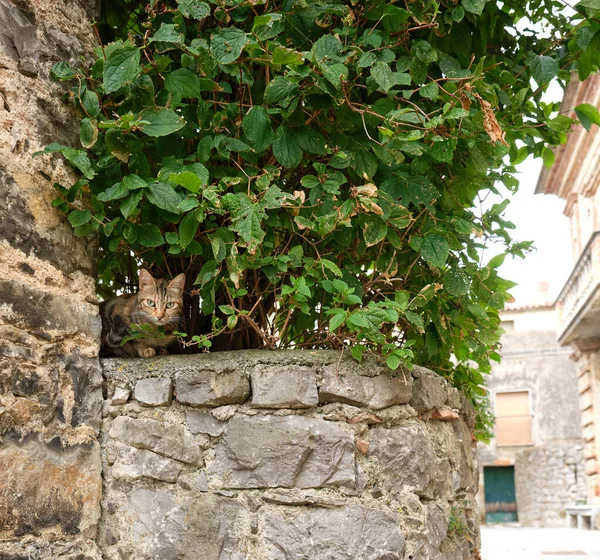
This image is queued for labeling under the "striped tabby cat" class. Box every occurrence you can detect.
[100,269,186,358]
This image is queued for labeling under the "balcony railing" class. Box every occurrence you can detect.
[556,231,600,346]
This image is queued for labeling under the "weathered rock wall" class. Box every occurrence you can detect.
[515,441,587,527]
[100,350,480,560]
[0,1,102,558]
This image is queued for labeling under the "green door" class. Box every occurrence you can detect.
[483,466,518,523]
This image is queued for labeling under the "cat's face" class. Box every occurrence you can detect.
[136,269,186,327]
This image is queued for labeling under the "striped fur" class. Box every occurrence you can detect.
[100,269,186,358]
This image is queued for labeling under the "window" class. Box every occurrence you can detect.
[495,390,533,446]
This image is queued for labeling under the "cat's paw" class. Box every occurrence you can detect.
[138,347,156,358]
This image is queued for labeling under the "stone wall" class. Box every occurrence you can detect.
[0,1,102,558]
[515,442,587,527]
[100,350,479,560]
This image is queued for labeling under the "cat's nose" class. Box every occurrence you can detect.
[157,312,165,320]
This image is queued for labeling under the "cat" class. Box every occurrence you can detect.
[100,269,186,358]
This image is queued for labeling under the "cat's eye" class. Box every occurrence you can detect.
[146,299,156,307]
[166,302,176,309]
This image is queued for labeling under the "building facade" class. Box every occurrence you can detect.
[477,302,587,526]
[536,73,600,503]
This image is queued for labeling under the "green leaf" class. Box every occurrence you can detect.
[362,215,388,246]
[80,118,98,149]
[575,103,600,132]
[328,309,346,331]
[542,146,555,168]
[530,55,559,86]
[122,174,147,190]
[420,234,449,268]
[150,23,184,44]
[140,109,186,137]
[179,212,199,249]
[146,182,184,213]
[97,181,129,201]
[272,127,303,168]
[165,68,201,98]
[242,106,274,152]
[35,143,96,180]
[82,90,101,118]
[445,269,469,296]
[296,127,326,154]
[51,61,79,81]
[371,62,409,92]
[419,81,439,100]
[210,27,247,64]
[263,76,298,105]
[412,40,438,63]
[321,259,342,277]
[351,345,366,362]
[137,224,165,247]
[232,205,264,250]
[177,0,210,19]
[120,190,143,218]
[103,47,141,93]
[105,129,130,162]
[68,210,92,227]
[210,235,227,262]
[462,0,485,15]
[272,46,304,66]
[386,353,402,370]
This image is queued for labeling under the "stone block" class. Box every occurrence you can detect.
[208,414,356,489]
[319,364,412,410]
[410,367,449,413]
[110,386,130,405]
[261,505,405,559]
[111,444,184,483]
[134,378,173,406]
[186,409,226,437]
[250,364,318,408]
[0,436,101,539]
[176,369,250,407]
[122,490,247,560]
[109,416,202,465]
[369,422,448,499]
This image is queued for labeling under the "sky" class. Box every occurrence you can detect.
[486,159,573,306]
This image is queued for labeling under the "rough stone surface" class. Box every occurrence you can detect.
[261,505,405,559]
[410,366,449,413]
[250,364,318,408]
[0,2,102,555]
[110,443,184,483]
[0,436,101,539]
[109,416,202,465]
[319,363,412,410]
[176,369,251,407]
[100,352,480,559]
[209,414,357,489]
[515,442,587,527]
[110,386,130,406]
[186,409,227,437]
[369,422,450,499]
[134,377,173,406]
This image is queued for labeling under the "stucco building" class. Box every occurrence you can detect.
[477,296,587,526]
[536,73,600,509]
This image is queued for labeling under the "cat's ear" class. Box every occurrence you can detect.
[168,273,186,293]
[138,269,156,290]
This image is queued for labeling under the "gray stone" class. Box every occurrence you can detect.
[128,489,186,560]
[110,386,131,406]
[410,367,449,413]
[319,364,412,410]
[261,505,405,559]
[134,378,173,406]
[105,528,119,546]
[109,416,202,465]
[250,364,318,408]
[369,422,449,499]
[208,414,356,489]
[176,369,250,407]
[186,409,227,437]
[111,444,184,483]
